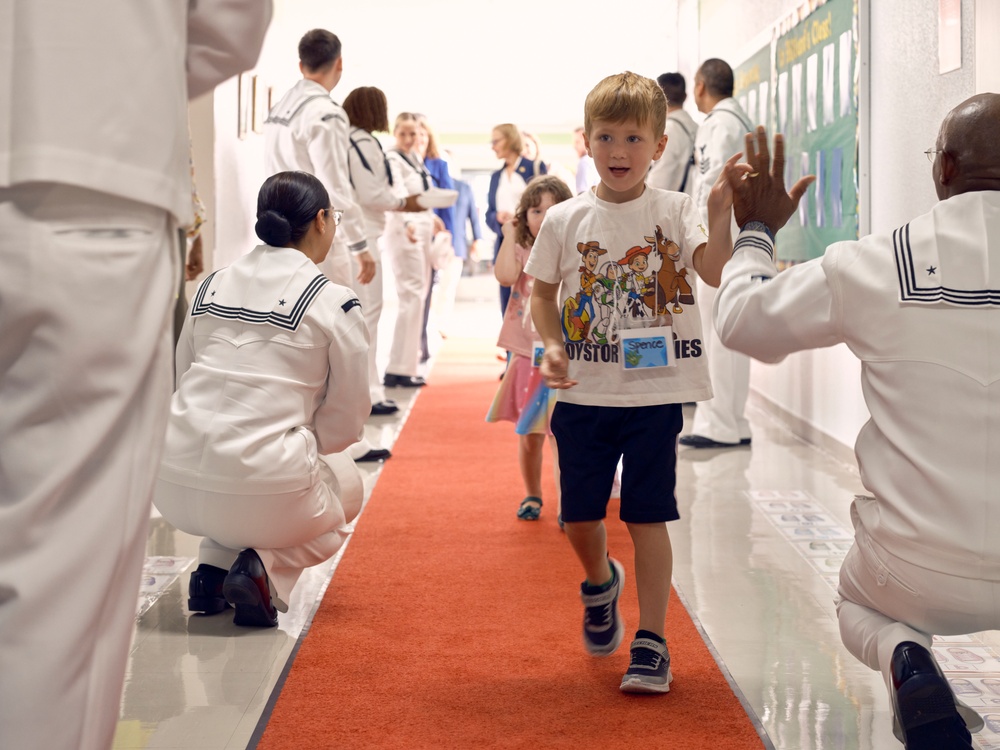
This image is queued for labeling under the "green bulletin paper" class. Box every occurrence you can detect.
[731,0,859,264]
[733,45,773,135]
[773,0,859,262]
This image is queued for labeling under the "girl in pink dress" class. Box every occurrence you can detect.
[486,176,573,522]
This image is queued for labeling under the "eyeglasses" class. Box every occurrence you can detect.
[924,148,942,163]
[325,208,343,226]
[490,138,504,146]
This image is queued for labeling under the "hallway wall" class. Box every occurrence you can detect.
[690,0,977,456]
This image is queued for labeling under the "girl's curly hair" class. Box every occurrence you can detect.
[514,175,573,247]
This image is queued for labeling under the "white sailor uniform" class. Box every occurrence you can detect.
[692,97,754,444]
[155,245,370,609]
[715,191,1000,734]
[347,127,407,405]
[382,148,436,378]
[264,79,369,286]
[0,3,271,749]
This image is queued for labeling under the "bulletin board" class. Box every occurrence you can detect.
[733,45,772,135]
[734,0,860,263]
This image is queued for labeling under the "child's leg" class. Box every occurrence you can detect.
[550,402,616,582]
[519,433,545,499]
[618,404,683,640]
[547,434,561,515]
[626,522,673,638]
[565,521,613,586]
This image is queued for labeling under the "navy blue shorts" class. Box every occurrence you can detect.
[551,402,683,524]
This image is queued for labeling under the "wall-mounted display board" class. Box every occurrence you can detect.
[733,0,859,263]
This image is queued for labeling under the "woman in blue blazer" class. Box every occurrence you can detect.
[486,123,546,314]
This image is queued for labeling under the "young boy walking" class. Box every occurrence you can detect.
[526,71,736,692]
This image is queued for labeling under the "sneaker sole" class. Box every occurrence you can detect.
[620,669,674,694]
[583,559,625,657]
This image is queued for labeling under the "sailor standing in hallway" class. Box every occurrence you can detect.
[682,58,755,449]
[264,29,390,463]
[342,87,424,422]
[381,113,444,388]
[265,29,373,288]
[0,2,271,749]
[647,72,699,196]
[715,96,1000,749]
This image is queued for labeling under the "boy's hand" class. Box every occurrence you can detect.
[708,152,740,218]
[723,126,815,234]
[541,345,577,389]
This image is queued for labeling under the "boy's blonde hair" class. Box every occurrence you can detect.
[584,71,667,139]
[514,175,572,247]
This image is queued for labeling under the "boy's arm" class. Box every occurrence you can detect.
[691,153,740,287]
[493,221,522,287]
[530,279,578,389]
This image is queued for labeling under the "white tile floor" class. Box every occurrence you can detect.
[116,269,1000,750]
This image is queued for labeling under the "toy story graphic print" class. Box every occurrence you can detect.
[561,224,697,369]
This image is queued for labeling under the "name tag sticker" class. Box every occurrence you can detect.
[620,326,674,369]
[532,341,545,368]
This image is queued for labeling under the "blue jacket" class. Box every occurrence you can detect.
[424,156,455,233]
[451,178,481,260]
[486,157,547,255]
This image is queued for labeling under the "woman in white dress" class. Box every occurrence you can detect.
[155,171,369,627]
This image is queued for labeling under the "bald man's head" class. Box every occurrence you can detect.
[934,93,1000,200]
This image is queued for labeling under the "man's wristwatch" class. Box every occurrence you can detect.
[741,220,775,243]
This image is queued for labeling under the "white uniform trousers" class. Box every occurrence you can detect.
[382,212,433,377]
[0,185,176,750]
[837,502,991,735]
[345,237,386,460]
[155,453,363,610]
[693,276,752,443]
[350,235,387,406]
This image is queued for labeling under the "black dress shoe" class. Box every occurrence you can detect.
[187,564,231,615]
[891,641,973,749]
[678,434,749,448]
[223,549,278,628]
[384,373,426,388]
[355,448,392,462]
[370,400,400,416]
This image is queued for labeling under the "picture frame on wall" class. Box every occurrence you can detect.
[252,75,267,134]
[237,73,251,140]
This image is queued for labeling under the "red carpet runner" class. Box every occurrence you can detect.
[256,338,765,749]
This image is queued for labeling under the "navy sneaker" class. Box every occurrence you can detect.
[620,637,673,693]
[580,558,625,656]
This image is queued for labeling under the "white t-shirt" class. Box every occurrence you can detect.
[525,187,713,407]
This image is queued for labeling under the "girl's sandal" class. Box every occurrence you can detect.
[516,496,543,521]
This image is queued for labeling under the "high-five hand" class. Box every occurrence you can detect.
[722,126,816,235]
